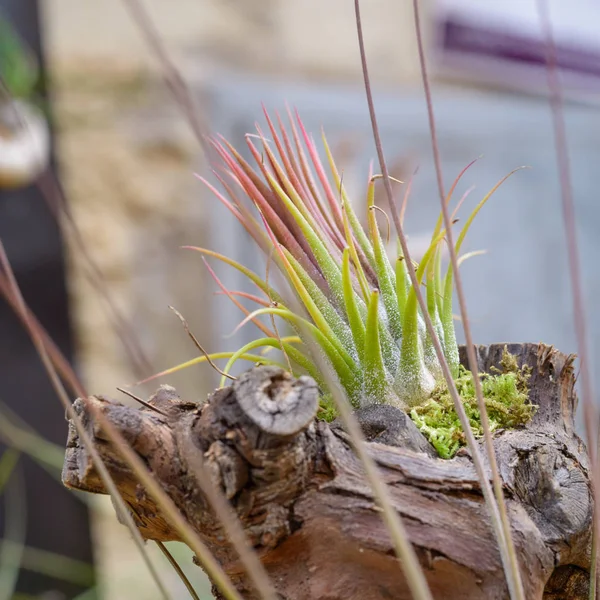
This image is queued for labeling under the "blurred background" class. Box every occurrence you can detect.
[1,0,600,598]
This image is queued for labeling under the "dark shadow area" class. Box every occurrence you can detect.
[0,0,95,597]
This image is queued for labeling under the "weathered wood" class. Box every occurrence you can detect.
[62,343,592,599]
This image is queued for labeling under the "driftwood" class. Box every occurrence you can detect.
[62,343,592,599]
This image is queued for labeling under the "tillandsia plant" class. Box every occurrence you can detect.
[0,0,593,599]
[147,107,535,456]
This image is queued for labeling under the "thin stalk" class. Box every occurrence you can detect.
[120,0,210,156]
[117,387,169,417]
[0,408,64,471]
[364,290,388,403]
[133,352,287,387]
[265,246,294,374]
[0,241,241,600]
[72,588,98,600]
[0,449,19,494]
[0,467,25,600]
[342,248,366,361]
[591,519,598,600]
[279,277,433,600]
[38,172,153,379]
[596,415,600,600]
[169,306,237,381]
[0,243,174,599]
[18,5,277,594]
[156,542,200,600]
[1,543,95,588]
[354,2,522,598]
[219,337,316,386]
[0,272,83,397]
[411,1,524,598]
[535,2,600,597]
[177,435,279,600]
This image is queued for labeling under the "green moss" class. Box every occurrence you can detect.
[409,347,536,459]
[316,347,536,456]
[318,393,339,423]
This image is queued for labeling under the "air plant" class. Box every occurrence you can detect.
[173,108,525,420]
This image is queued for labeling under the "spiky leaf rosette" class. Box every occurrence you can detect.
[181,108,522,413]
[136,109,521,420]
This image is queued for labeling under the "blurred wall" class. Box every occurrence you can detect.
[37,3,434,598]
[35,1,600,598]
[42,0,431,83]
[39,0,436,399]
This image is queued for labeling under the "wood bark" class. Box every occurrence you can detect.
[62,343,592,599]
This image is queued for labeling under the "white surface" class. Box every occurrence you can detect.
[438,0,600,49]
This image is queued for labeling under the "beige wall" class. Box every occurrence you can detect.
[40,4,433,597]
[43,0,437,397]
[42,0,432,83]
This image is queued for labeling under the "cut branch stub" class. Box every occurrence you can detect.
[233,366,319,436]
[62,344,592,600]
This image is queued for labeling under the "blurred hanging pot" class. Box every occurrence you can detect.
[0,97,50,189]
[0,9,49,189]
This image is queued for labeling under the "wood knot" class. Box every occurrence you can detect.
[512,444,591,563]
[233,366,319,437]
[205,440,249,499]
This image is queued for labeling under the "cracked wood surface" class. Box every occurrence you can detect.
[62,344,592,599]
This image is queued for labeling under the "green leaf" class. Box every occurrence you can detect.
[258,132,331,240]
[133,352,288,386]
[367,177,401,341]
[220,337,322,387]
[341,199,370,301]
[0,542,95,587]
[433,247,444,321]
[423,246,445,380]
[363,290,390,404]
[184,247,284,304]
[321,132,376,271]
[401,229,447,360]
[396,229,446,406]
[441,167,525,377]
[396,255,409,320]
[260,166,347,307]
[266,239,358,365]
[430,157,480,241]
[342,248,366,362]
[237,306,361,401]
[284,249,357,360]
